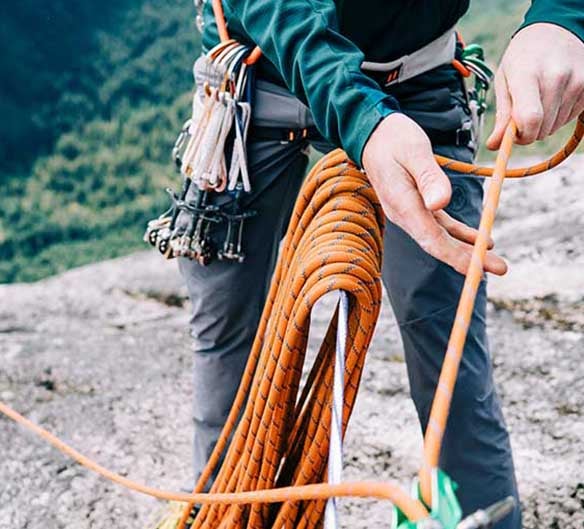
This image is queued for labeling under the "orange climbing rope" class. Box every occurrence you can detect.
[0,398,426,519]
[0,150,428,525]
[211,0,262,65]
[0,115,583,528]
[419,123,518,506]
[1,4,584,519]
[1,117,583,528]
[434,114,583,177]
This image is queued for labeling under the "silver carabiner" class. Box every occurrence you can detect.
[172,119,193,169]
[194,0,205,33]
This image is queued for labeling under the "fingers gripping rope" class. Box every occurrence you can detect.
[436,113,584,177]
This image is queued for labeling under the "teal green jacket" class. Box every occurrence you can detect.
[202,0,584,164]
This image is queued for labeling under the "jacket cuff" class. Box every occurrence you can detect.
[518,8,584,44]
[348,97,398,168]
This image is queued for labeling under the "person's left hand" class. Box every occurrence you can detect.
[487,23,584,149]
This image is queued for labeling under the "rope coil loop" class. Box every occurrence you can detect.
[183,149,390,529]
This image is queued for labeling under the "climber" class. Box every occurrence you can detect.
[177,1,584,528]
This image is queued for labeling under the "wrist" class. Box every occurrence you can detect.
[517,19,584,46]
[362,112,408,170]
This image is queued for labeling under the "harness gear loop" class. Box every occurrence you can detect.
[144,26,259,265]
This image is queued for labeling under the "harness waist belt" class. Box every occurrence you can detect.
[361,26,456,87]
[249,124,472,148]
[249,126,321,143]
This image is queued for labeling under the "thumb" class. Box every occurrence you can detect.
[486,71,512,150]
[402,134,452,211]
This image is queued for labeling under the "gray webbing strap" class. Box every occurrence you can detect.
[362,26,456,87]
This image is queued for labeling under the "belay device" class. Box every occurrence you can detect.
[144,39,257,265]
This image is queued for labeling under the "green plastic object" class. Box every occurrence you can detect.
[391,469,463,529]
[462,43,485,61]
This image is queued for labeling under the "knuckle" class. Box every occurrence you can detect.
[415,167,437,187]
[551,66,571,84]
[518,109,543,129]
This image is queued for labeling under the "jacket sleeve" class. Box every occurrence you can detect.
[222,0,399,165]
[519,0,584,42]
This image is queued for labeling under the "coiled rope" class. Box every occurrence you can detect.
[184,151,387,529]
[0,150,428,524]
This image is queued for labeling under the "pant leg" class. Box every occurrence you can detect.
[382,143,521,529]
[179,142,308,487]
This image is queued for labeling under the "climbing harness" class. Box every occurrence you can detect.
[361,30,493,148]
[362,26,458,87]
[146,1,494,267]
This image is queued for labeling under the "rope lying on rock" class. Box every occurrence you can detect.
[0,115,583,528]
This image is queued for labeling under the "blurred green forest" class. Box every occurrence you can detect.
[0,0,199,282]
[0,0,569,283]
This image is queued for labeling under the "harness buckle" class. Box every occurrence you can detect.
[455,124,473,147]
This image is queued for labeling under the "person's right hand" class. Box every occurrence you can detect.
[362,113,507,276]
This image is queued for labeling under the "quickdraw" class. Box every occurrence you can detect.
[453,34,494,146]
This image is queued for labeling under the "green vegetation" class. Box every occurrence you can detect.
[0,0,199,282]
[1,0,571,283]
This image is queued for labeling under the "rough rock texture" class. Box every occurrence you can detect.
[1,156,583,528]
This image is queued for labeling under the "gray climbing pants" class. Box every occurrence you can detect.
[178,71,521,529]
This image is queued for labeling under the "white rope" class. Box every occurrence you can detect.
[324,291,349,529]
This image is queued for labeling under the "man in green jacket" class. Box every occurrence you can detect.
[178,1,584,527]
